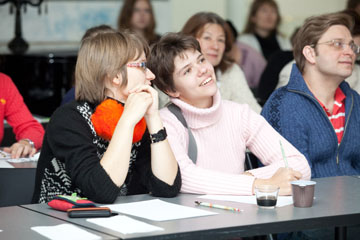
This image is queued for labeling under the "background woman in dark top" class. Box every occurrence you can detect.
[117,0,160,45]
[32,31,180,204]
[239,0,291,60]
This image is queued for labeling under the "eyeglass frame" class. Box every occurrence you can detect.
[310,39,360,55]
[126,62,147,71]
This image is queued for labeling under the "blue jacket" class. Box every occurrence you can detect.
[262,64,360,178]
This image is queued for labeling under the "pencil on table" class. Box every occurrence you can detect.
[195,201,243,212]
[279,140,288,168]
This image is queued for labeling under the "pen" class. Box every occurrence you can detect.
[279,140,288,168]
[195,201,243,212]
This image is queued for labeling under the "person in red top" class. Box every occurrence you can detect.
[0,72,44,158]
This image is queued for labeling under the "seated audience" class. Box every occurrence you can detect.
[239,0,291,60]
[117,0,160,46]
[181,12,262,113]
[225,20,267,90]
[0,72,44,158]
[148,33,310,196]
[262,12,360,178]
[32,31,180,204]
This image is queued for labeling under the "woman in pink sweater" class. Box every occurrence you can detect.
[148,33,311,195]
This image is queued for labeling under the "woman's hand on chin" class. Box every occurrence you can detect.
[123,90,152,126]
[129,84,159,117]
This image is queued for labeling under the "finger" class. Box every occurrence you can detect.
[3,147,11,153]
[29,148,37,157]
[293,170,303,180]
[279,188,292,196]
[130,91,150,98]
[12,145,23,159]
[129,84,150,94]
[20,145,32,158]
[128,86,142,94]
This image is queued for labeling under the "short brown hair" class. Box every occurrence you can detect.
[293,12,354,74]
[117,0,157,45]
[75,31,149,103]
[181,12,233,73]
[81,24,116,41]
[243,0,281,34]
[148,33,201,94]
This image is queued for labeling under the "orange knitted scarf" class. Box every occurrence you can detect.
[91,98,146,143]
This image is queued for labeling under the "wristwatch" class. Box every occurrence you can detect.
[21,138,35,149]
[150,128,167,144]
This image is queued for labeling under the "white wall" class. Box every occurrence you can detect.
[225,0,347,38]
[170,0,226,32]
[0,0,350,53]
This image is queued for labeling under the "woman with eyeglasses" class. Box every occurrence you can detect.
[32,31,181,204]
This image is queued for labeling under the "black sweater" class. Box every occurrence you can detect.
[32,101,181,204]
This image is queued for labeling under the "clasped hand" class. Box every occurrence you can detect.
[122,85,159,125]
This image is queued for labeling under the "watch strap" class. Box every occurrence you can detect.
[21,138,35,148]
[150,128,167,144]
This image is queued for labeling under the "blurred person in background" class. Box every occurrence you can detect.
[226,20,266,92]
[180,12,262,113]
[117,0,160,46]
[239,0,291,60]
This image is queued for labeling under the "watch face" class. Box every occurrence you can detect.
[22,138,35,148]
[150,128,167,144]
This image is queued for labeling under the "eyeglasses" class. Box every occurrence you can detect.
[127,62,147,71]
[311,39,360,55]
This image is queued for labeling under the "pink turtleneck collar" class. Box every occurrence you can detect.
[170,90,222,129]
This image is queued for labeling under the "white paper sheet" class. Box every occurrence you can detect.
[198,195,293,207]
[31,224,101,240]
[103,199,217,221]
[0,150,39,163]
[0,160,14,168]
[87,215,163,234]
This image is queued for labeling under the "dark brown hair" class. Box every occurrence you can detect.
[117,0,158,44]
[181,12,233,73]
[243,0,281,34]
[75,31,149,103]
[342,9,360,36]
[293,12,354,74]
[147,33,201,94]
[347,0,360,10]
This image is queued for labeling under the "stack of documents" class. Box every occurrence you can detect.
[0,150,39,163]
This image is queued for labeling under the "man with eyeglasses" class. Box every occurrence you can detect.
[261,12,360,180]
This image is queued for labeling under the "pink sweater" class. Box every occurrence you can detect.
[0,73,44,149]
[160,91,311,195]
